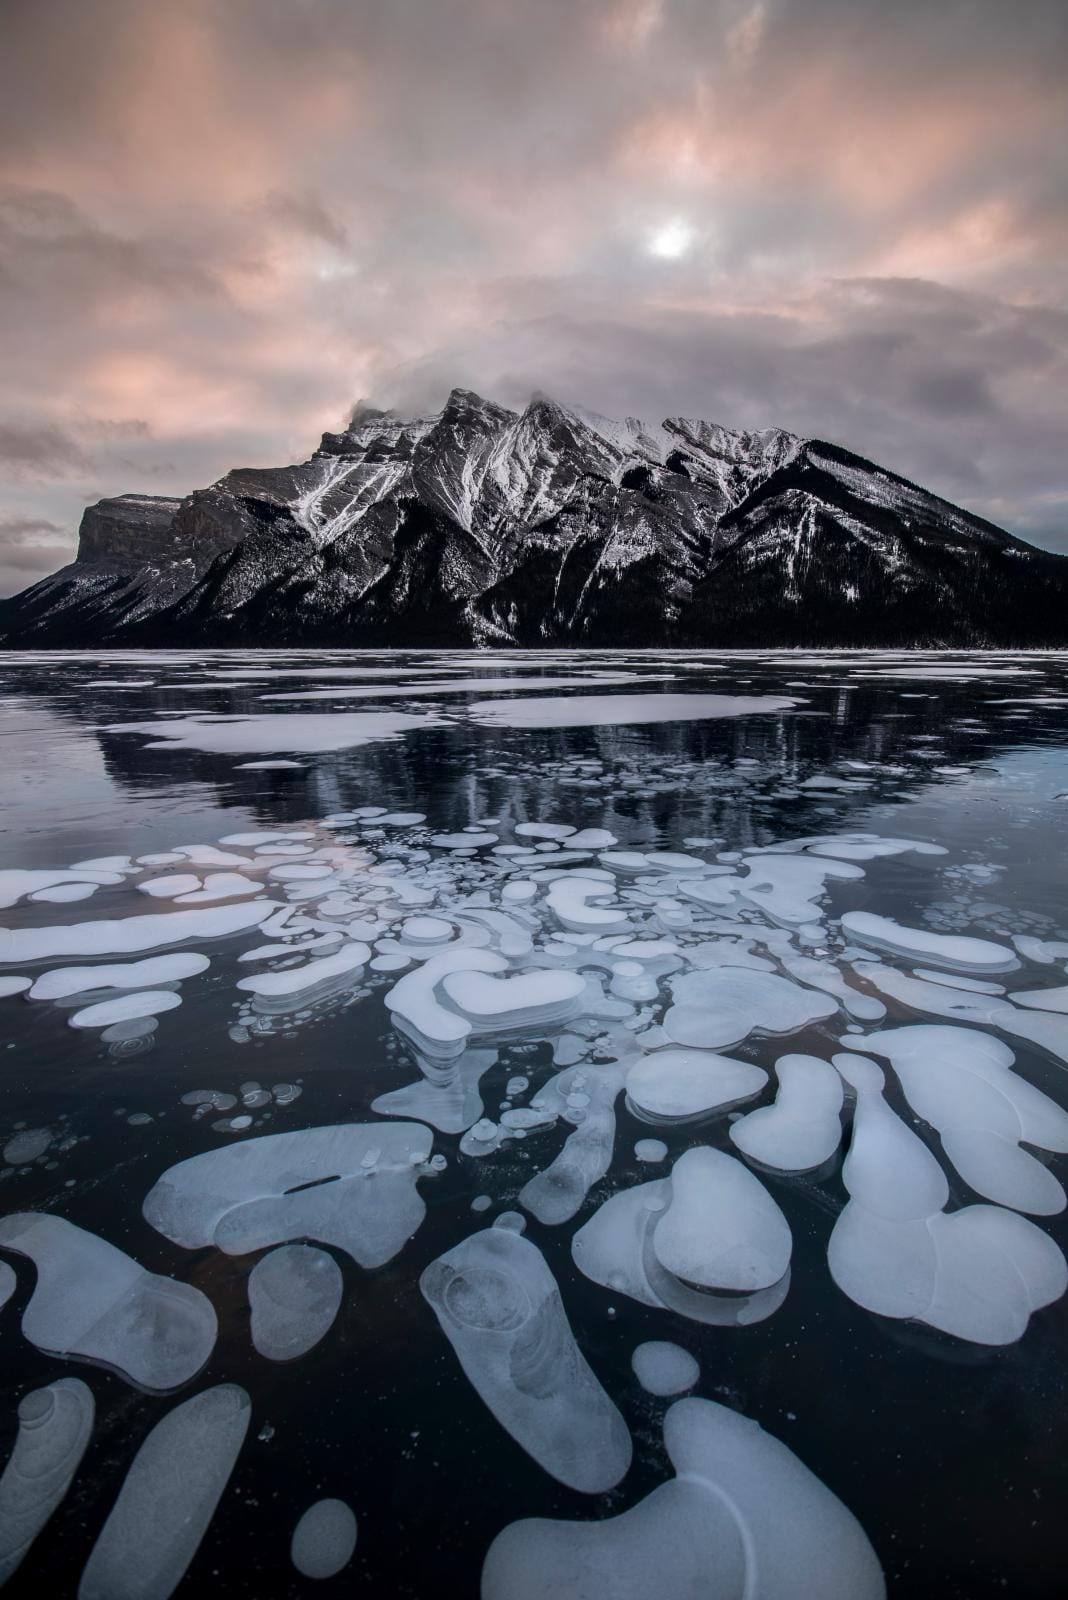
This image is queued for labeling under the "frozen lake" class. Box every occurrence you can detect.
[0,649,1066,1598]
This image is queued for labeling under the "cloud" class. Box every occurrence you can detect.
[0,0,1065,583]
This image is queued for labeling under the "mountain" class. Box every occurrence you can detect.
[3,388,1067,647]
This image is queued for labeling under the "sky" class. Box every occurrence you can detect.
[1,0,1067,593]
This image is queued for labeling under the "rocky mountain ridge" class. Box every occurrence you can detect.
[3,387,1066,646]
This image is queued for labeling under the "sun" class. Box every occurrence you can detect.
[647,218,694,259]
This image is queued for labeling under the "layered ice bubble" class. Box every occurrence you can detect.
[625,1048,767,1122]
[28,953,210,1000]
[730,1054,844,1173]
[652,1148,792,1293]
[248,1244,343,1361]
[420,1227,631,1493]
[0,1378,94,1584]
[143,1123,434,1268]
[519,1061,626,1225]
[482,1397,885,1600]
[663,968,837,1050]
[0,901,277,964]
[573,1160,790,1328]
[841,912,1018,973]
[78,1384,250,1600]
[0,1212,216,1390]
[856,1025,1068,1215]
[827,1053,1066,1344]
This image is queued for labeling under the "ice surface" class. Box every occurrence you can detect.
[467,693,800,729]
[106,710,446,753]
[730,1054,844,1172]
[77,1384,250,1600]
[69,991,183,1029]
[827,1052,1066,1343]
[291,1498,358,1580]
[0,1378,94,1584]
[144,1123,434,1268]
[625,1048,767,1121]
[29,953,209,1000]
[631,1341,699,1397]
[420,1227,631,1492]
[248,1244,343,1361]
[652,1147,792,1292]
[841,912,1017,973]
[0,901,277,964]
[0,1212,216,1390]
[664,968,837,1049]
[482,1397,885,1600]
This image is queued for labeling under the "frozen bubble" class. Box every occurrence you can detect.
[1008,983,1068,1014]
[272,1083,302,1105]
[546,876,631,935]
[0,976,30,998]
[373,1047,497,1135]
[420,1227,631,1493]
[493,1211,527,1234]
[0,1212,216,1390]
[236,943,369,1003]
[137,874,202,899]
[827,1051,1066,1344]
[841,912,1017,973]
[441,969,585,1035]
[856,1025,1068,1216]
[144,1122,433,1268]
[0,1378,94,1584]
[290,1497,357,1580]
[78,1384,250,1600]
[481,1397,884,1600]
[653,1147,792,1293]
[664,968,837,1050]
[471,1195,493,1213]
[781,955,886,1021]
[249,1244,343,1361]
[385,949,509,1058]
[730,1055,844,1173]
[520,1061,626,1225]
[69,991,182,1030]
[0,868,124,909]
[101,1017,159,1043]
[625,1048,767,1122]
[126,1113,153,1127]
[4,1128,52,1165]
[0,1260,15,1308]
[631,1341,699,1397]
[634,1139,668,1163]
[0,901,277,965]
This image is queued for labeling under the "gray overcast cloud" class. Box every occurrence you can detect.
[1,0,1066,592]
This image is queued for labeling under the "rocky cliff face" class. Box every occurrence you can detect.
[3,388,1066,647]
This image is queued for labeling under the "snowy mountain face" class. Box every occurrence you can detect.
[3,387,1067,647]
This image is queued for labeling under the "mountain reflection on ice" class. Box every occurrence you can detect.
[0,649,1065,1599]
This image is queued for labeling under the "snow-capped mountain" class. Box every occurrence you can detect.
[3,387,1066,646]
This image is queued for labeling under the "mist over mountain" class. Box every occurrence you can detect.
[3,387,1066,648]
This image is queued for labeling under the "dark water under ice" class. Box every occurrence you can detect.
[0,649,1066,1598]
